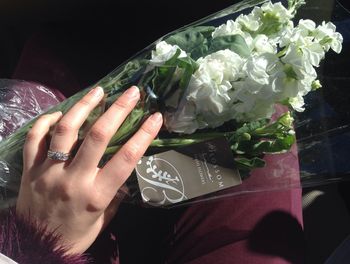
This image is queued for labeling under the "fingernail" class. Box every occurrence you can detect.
[51,111,62,117]
[89,86,104,97]
[150,112,163,123]
[124,86,140,98]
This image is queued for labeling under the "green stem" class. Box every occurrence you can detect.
[104,131,230,156]
[104,145,122,156]
[277,47,287,58]
[150,137,210,148]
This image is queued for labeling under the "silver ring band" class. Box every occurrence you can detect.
[47,150,71,161]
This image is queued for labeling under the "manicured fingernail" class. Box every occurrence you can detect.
[150,112,162,123]
[89,86,104,97]
[124,86,140,98]
[52,111,63,117]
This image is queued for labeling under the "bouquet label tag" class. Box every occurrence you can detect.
[135,137,241,206]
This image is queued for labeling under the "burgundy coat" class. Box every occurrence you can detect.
[0,209,90,264]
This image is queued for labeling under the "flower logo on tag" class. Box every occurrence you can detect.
[136,156,187,205]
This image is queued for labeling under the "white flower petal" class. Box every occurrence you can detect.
[150,41,187,66]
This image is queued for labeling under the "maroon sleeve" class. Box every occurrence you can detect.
[0,208,91,264]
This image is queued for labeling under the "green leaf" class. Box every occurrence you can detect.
[165,26,215,60]
[97,59,146,94]
[230,112,295,156]
[253,112,294,137]
[145,50,198,107]
[108,107,146,146]
[165,49,182,66]
[229,119,269,143]
[154,66,177,97]
[209,34,250,57]
[177,57,199,72]
[149,49,181,97]
[251,134,296,154]
[234,157,266,170]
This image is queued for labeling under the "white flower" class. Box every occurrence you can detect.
[288,95,305,112]
[212,20,254,49]
[273,71,312,100]
[282,44,318,77]
[278,20,295,47]
[212,20,242,38]
[300,42,325,67]
[279,43,318,107]
[187,49,244,114]
[285,34,325,68]
[261,2,293,24]
[213,2,295,51]
[279,20,326,74]
[161,1,344,133]
[164,49,244,133]
[150,41,187,66]
[231,88,276,121]
[298,19,316,33]
[229,53,283,121]
[279,20,316,47]
[314,21,343,53]
[231,48,316,117]
[252,34,276,54]
[236,13,260,32]
[244,53,276,85]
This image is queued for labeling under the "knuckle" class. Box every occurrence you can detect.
[78,98,91,107]
[34,176,53,193]
[88,126,110,143]
[26,114,56,142]
[86,193,106,212]
[26,130,39,142]
[120,145,139,163]
[55,121,74,136]
[112,99,129,111]
[57,181,74,201]
[140,123,155,137]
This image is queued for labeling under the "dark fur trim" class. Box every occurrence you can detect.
[0,208,90,264]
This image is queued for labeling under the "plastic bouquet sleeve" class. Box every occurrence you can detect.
[0,80,64,209]
[0,0,349,208]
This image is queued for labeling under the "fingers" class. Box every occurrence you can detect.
[23,112,63,170]
[96,112,162,198]
[48,86,105,157]
[71,86,140,171]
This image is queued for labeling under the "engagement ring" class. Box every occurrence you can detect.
[47,150,71,161]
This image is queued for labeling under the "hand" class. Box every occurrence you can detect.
[16,86,162,254]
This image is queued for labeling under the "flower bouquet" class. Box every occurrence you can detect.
[0,0,348,208]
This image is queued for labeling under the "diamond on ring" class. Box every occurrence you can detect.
[47,150,71,161]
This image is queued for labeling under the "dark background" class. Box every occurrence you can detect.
[0,0,236,87]
[0,0,347,87]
